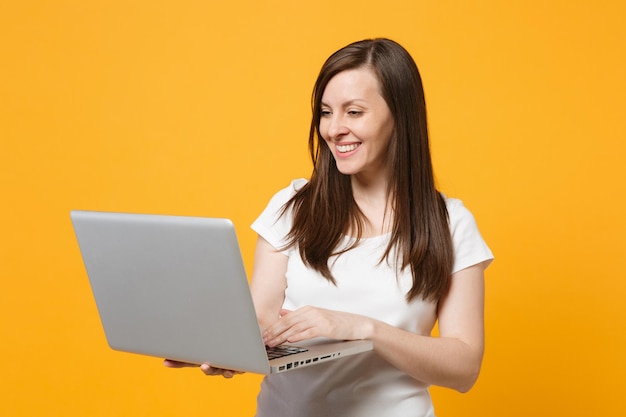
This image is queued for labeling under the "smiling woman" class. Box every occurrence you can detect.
[166,38,494,417]
[319,68,395,182]
[250,39,493,416]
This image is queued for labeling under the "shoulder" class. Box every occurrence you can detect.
[251,179,308,250]
[442,195,494,273]
[287,178,308,195]
[261,178,308,212]
[443,196,472,224]
[442,195,480,238]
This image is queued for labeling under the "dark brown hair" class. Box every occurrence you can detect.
[282,38,453,302]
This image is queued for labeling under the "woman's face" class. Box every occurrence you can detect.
[319,67,395,180]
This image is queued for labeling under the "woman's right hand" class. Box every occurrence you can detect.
[163,359,244,378]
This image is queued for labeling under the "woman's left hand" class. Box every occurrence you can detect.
[262,307,374,347]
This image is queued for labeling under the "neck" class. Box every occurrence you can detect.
[350,174,394,237]
[350,172,389,201]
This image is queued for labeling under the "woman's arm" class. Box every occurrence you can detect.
[369,263,485,392]
[248,236,288,330]
[263,262,487,392]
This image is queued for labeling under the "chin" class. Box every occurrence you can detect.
[335,165,359,176]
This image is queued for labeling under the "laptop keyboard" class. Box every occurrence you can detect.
[266,345,309,360]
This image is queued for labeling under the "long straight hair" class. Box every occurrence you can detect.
[282,38,453,302]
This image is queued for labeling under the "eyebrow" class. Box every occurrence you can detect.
[320,99,368,108]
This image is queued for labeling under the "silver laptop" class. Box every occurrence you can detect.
[70,210,373,374]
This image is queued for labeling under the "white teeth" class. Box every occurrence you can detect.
[337,143,359,153]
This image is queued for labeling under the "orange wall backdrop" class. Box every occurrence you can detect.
[2,1,625,416]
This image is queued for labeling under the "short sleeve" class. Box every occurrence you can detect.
[251,178,308,252]
[446,198,494,274]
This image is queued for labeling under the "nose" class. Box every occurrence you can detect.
[325,115,349,141]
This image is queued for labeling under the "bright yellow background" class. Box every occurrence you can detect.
[2,1,624,416]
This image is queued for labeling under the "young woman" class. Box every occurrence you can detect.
[168,38,493,417]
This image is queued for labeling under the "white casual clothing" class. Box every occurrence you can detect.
[251,178,493,417]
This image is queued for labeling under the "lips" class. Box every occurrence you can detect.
[336,143,360,153]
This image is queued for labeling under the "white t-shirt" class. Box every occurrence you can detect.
[251,179,494,417]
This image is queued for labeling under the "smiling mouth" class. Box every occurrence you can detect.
[336,143,360,153]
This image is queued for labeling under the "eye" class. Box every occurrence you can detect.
[347,110,362,116]
[320,109,332,117]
